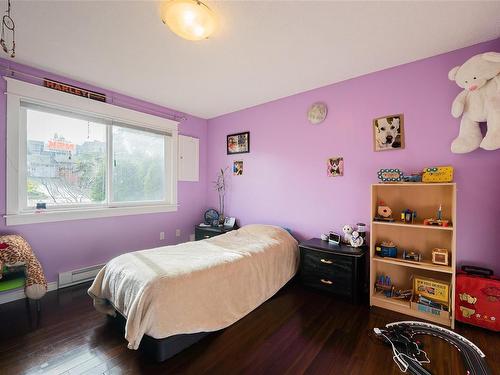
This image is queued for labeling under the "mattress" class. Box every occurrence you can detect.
[88,224,299,350]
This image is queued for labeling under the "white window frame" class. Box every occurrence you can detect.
[5,77,179,225]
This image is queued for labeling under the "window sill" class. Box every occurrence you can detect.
[5,204,178,226]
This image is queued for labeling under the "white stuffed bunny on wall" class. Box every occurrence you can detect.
[448,52,500,153]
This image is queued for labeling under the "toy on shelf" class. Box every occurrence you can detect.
[424,205,451,227]
[402,172,422,182]
[377,169,404,183]
[413,276,450,308]
[376,167,454,184]
[432,248,449,266]
[375,274,412,300]
[374,201,394,222]
[411,275,451,321]
[349,231,364,247]
[437,204,443,220]
[423,218,450,227]
[402,249,422,262]
[416,295,448,311]
[400,209,417,224]
[375,274,393,295]
[376,241,398,258]
[422,166,454,183]
[342,225,354,244]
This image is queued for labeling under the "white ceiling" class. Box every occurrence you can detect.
[11,1,500,119]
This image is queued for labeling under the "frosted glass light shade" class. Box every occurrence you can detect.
[161,0,217,41]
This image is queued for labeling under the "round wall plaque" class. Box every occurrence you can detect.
[307,102,328,124]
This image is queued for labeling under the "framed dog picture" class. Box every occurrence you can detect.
[327,157,344,177]
[227,132,250,155]
[373,114,404,151]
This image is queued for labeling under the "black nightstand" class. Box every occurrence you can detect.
[194,225,235,241]
[299,238,367,304]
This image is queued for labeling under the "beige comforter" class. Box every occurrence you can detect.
[88,224,299,350]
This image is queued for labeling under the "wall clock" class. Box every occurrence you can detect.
[307,102,328,125]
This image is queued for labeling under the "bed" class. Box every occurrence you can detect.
[88,224,299,360]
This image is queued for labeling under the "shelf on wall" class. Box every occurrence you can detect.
[372,221,453,231]
[373,256,453,274]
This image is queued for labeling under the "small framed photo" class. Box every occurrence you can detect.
[227,132,250,154]
[373,114,404,151]
[233,160,243,176]
[327,157,344,177]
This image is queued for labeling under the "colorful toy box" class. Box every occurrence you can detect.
[422,166,454,183]
[413,276,450,306]
[456,266,499,332]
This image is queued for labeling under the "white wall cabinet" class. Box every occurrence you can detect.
[178,135,199,182]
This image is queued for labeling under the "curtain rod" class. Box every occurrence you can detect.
[0,66,188,122]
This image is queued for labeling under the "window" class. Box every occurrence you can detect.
[25,104,107,208]
[112,126,165,203]
[6,78,178,225]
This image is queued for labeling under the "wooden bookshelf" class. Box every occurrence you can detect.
[369,183,456,328]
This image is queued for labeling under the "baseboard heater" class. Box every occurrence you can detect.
[58,263,105,288]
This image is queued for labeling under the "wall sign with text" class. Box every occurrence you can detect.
[43,79,106,102]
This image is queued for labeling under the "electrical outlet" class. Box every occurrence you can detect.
[175,229,181,237]
[189,234,195,241]
[160,231,165,240]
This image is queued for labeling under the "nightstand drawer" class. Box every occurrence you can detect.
[301,271,352,295]
[301,265,354,293]
[195,228,218,240]
[302,250,352,276]
[194,226,236,241]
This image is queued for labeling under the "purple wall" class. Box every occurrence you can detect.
[1,39,499,283]
[0,59,208,283]
[207,38,500,274]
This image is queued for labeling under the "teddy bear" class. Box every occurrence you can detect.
[448,52,500,153]
[0,235,47,300]
[342,225,353,244]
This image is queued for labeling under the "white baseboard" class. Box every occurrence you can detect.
[0,281,58,304]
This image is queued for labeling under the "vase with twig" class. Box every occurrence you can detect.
[213,167,228,224]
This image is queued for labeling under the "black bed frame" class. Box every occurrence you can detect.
[108,277,297,362]
[109,313,211,362]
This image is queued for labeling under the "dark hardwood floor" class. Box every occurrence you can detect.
[0,280,498,375]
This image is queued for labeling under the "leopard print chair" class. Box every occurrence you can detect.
[0,235,47,300]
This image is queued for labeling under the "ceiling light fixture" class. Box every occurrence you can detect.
[160,0,217,41]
